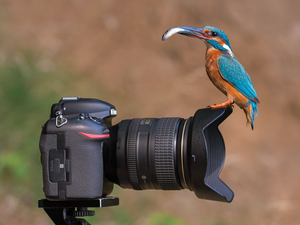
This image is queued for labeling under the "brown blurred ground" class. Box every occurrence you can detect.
[1,0,300,224]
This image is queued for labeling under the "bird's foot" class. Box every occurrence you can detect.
[207,100,234,109]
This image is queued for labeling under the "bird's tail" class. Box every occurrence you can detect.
[244,100,258,130]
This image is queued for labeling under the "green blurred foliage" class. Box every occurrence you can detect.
[110,207,135,225]
[0,51,70,201]
[146,212,185,225]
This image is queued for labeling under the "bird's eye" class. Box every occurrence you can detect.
[211,31,218,37]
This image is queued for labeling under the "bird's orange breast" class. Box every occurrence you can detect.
[205,48,228,95]
[205,48,250,108]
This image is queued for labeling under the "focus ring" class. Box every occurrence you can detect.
[154,118,181,190]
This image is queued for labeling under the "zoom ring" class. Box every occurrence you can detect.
[154,118,180,190]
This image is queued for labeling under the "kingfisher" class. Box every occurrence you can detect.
[162,26,260,129]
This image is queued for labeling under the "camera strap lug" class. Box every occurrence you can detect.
[55,111,68,128]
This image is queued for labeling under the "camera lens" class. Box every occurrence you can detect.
[103,107,234,202]
[104,116,194,191]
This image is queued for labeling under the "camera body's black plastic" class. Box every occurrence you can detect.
[40,97,116,200]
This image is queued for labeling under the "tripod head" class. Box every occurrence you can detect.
[38,197,119,225]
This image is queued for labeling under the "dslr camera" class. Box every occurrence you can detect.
[39,97,234,225]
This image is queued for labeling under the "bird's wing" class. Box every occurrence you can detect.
[217,56,258,102]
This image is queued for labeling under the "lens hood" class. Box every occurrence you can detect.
[189,106,234,202]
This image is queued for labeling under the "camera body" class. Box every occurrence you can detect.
[40,97,234,203]
[40,97,116,200]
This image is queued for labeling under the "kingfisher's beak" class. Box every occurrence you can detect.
[162,26,210,41]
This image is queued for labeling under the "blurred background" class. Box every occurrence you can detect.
[0,0,300,224]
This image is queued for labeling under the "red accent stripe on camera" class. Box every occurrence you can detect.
[78,132,110,139]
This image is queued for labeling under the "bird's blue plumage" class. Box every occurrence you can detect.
[217,56,258,102]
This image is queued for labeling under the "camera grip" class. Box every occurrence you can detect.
[64,131,104,199]
[40,118,105,200]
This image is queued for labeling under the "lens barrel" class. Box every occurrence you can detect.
[104,107,234,203]
[119,117,184,190]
